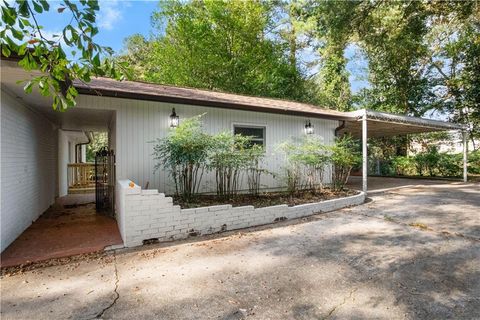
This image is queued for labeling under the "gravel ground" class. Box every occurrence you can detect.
[1,182,479,320]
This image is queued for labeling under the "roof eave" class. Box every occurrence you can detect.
[346,109,465,131]
[75,86,354,121]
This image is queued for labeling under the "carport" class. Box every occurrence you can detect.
[337,109,468,193]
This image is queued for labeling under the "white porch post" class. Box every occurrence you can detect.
[362,111,368,193]
[463,130,468,182]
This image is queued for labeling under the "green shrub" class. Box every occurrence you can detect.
[387,149,479,178]
[245,149,269,196]
[153,115,212,200]
[277,139,304,195]
[468,150,480,174]
[278,135,330,194]
[437,153,462,177]
[296,136,330,192]
[392,156,416,176]
[330,135,361,191]
[86,132,108,162]
[413,146,441,176]
[208,132,264,197]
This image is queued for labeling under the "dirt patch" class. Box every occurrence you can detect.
[1,251,107,278]
[174,188,358,209]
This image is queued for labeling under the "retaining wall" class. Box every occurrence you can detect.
[116,179,365,247]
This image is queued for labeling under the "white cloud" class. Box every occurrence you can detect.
[97,0,125,31]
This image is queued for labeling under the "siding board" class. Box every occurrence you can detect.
[1,89,57,251]
[75,95,339,195]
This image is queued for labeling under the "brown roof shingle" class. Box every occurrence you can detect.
[73,77,351,120]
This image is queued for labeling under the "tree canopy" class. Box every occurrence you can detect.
[2,0,478,146]
[117,0,478,143]
[118,0,308,101]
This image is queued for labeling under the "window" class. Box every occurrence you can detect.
[233,125,266,147]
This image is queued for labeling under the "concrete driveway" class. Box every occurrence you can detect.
[1,181,479,320]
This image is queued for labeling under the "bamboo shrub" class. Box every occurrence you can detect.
[208,132,265,198]
[330,135,361,191]
[278,135,330,194]
[246,147,268,196]
[152,115,212,200]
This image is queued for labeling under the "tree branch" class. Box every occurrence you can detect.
[430,59,450,80]
[27,3,48,42]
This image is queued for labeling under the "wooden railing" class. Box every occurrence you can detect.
[68,163,95,191]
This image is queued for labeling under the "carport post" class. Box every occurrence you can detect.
[462,130,468,182]
[362,111,368,193]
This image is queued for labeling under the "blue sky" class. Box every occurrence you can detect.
[35,0,368,92]
[36,0,158,54]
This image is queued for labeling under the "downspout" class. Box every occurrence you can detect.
[75,131,92,163]
[334,120,346,137]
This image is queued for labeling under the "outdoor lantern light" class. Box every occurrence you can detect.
[305,120,314,134]
[169,108,179,128]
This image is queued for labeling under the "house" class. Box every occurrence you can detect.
[0,58,466,251]
[409,131,478,155]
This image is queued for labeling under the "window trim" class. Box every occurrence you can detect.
[232,122,267,148]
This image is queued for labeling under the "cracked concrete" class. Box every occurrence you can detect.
[1,181,479,319]
[324,288,358,319]
[93,251,120,319]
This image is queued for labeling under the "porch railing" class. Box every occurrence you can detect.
[68,163,95,191]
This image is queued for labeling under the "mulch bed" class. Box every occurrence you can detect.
[174,188,358,209]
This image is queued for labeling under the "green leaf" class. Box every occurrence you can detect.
[40,84,50,97]
[17,2,30,17]
[32,1,43,13]
[39,0,50,11]
[53,95,60,110]
[60,97,69,110]
[27,55,37,69]
[18,55,31,70]
[18,43,27,55]
[1,7,16,25]
[2,46,11,57]
[62,28,72,46]
[4,36,19,51]
[23,81,33,94]
[92,53,100,66]
[68,85,78,97]
[11,28,24,41]
[20,18,31,27]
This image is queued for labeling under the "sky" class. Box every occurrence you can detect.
[33,0,368,93]
[36,0,158,54]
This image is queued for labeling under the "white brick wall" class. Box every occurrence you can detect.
[1,89,58,252]
[117,179,365,248]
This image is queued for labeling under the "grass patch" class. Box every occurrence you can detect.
[383,215,394,222]
[409,222,429,230]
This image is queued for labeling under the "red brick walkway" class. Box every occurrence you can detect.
[1,200,123,268]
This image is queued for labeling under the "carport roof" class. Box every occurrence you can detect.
[338,110,465,138]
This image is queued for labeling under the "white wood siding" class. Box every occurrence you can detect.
[1,89,58,251]
[75,95,339,194]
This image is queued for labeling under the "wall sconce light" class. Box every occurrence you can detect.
[305,120,314,134]
[169,108,179,128]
